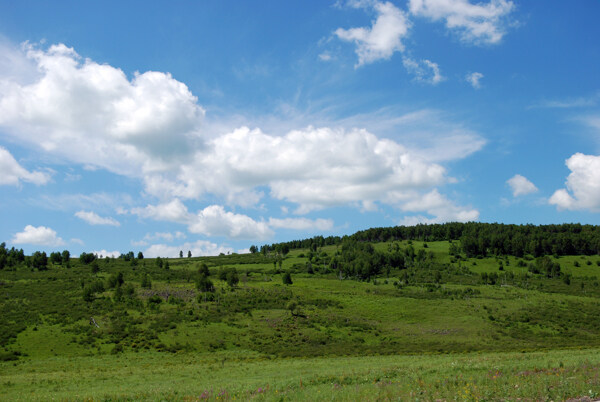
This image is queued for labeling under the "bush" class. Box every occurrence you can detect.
[140,273,152,289]
[198,263,210,277]
[227,271,239,288]
[282,272,293,285]
[196,275,215,292]
[148,295,163,306]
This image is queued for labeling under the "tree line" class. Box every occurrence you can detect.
[255,222,600,258]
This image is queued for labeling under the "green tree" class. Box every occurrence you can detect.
[79,252,96,264]
[187,250,192,258]
[83,286,94,302]
[91,261,100,274]
[196,275,215,292]
[286,300,298,316]
[141,273,152,289]
[282,272,293,285]
[198,262,210,277]
[31,251,48,270]
[61,250,70,263]
[49,251,62,265]
[179,250,183,258]
[137,251,144,260]
[113,285,123,302]
[226,270,239,288]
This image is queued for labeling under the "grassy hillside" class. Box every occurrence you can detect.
[2,237,600,399]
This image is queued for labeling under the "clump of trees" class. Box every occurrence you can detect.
[0,243,25,270]
[79,252,96,264]
[330,240,407,281]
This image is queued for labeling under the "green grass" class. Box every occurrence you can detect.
[2,240,600,399]
[2,348,600,400]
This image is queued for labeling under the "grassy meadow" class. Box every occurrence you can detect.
[2,238,600,400]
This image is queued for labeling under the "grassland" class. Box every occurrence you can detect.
[2,239,600,400]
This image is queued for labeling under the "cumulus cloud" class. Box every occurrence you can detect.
[402,57,445,85]
[75,210,120,226]
[1,42,482,232]
[157,126,447,214]
[128,199,335,239]
[0,146,51,185]
[409,0,515,45]
[129,200,272,240]
[144,240,233,258]
[466,72,483,89]
[335,1,410,66]
[129,199,191,223]
[268,217,334,231]
[188,205,273,239]
[12,225,66,246]
[549,153,600,211]
[396,189,479,224]
[0,42,204,178]
[507,174,537,197]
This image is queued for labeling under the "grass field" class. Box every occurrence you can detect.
[2,239,600,400]
[2,348,600,400]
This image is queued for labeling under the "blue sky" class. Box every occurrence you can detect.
[1,0,599,257]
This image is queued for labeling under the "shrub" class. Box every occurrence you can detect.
[198,263,210,277]
[227,271,239,288]
[148,295,163,306]
[141,273,152,289]
[196,275,215,292]
[282,272,293,285]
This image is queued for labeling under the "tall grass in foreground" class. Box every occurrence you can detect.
[2,348,599,400]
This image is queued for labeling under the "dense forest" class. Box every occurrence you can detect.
[257,222,600,258]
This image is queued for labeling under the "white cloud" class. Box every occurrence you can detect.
[268,217,334,231]
[531,94,599,109]
[189,205,273,240]
[402,57,445,85]
[158,126,447,214]
[144,231,187,242]
[30,192,133,212]
[0,42,204,179]
[130,199,191,223]
[326,108,485,162]
[144,240,233,258]
[0,146,51,186]
[580,115,600,132]
[318,52,333,61]
[396,189,479,224]
[129,200,272,240]
[409,0,515,45]
[12,225,66,247]
[507,174,537,197]
[70,238,84,246]
[1,42,483,229]
[466,72,483,89]
[75,210,120,226]
[549,153,600,212]
[335,1,410,66]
